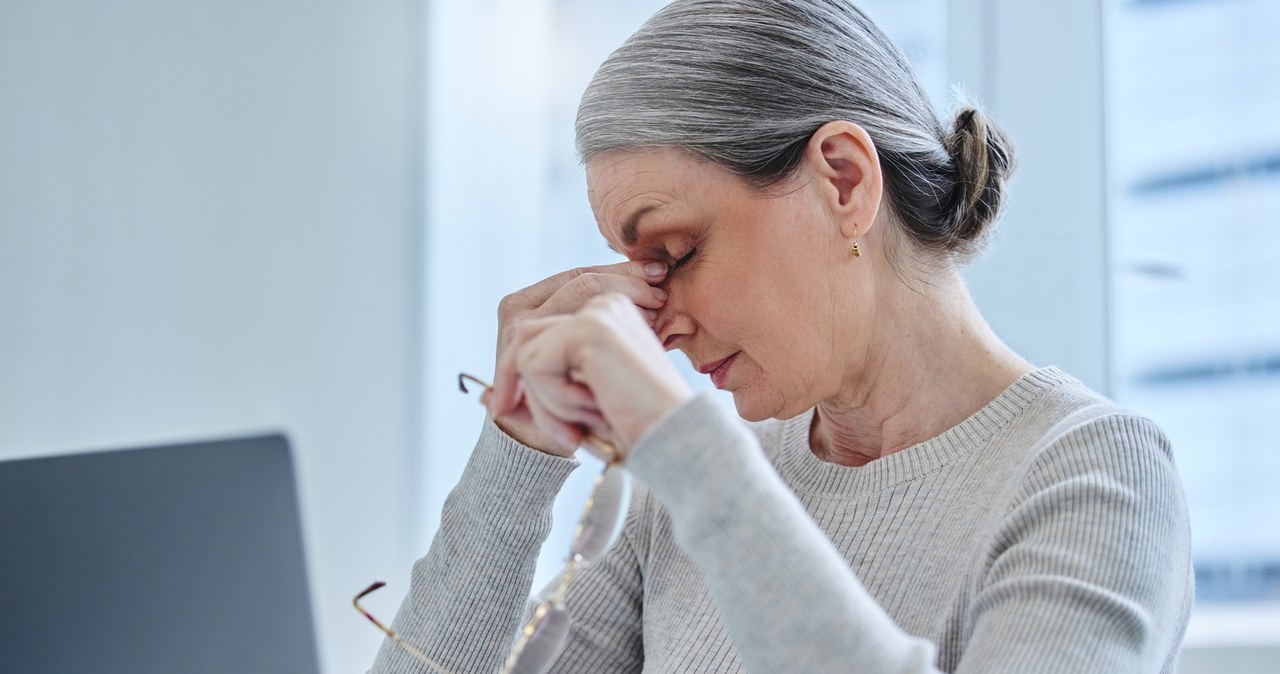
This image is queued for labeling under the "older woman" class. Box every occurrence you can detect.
[371,1,1193,672]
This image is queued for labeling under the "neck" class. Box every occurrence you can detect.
[809,269,1032,467]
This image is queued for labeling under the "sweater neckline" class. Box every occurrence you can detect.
[774,366,1075,497]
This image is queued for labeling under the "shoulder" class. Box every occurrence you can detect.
[981,370,1192,577]
[989,371,1191,581]
[1011,373,1178,494]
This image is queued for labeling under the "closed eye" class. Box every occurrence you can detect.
[671,247,697,270]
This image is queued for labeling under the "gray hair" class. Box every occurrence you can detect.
[575,0,1015,264]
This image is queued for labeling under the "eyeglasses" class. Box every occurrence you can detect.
[354,373,629,674]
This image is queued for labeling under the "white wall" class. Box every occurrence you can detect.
[0,1,422,672]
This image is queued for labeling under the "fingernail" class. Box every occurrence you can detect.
[644,262,667,278]
[651,286,667,300]
[644,309,658,322]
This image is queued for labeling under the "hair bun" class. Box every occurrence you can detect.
[944,106,1016,255]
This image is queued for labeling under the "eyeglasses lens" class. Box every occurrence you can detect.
[570,466,629,564]
[504,602,571,674]
[506,466,628,673]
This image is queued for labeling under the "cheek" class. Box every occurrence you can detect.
[684,251,817,346]
[679,262,757,334]
[737,279,842,400]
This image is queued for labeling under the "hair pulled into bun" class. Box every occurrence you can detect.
[941,106,1016,259]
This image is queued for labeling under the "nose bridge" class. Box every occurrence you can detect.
[655,283,694,348]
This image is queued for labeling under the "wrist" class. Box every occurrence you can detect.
[618,380,696,452]
[492,417,577,458]
[625,388,700,456]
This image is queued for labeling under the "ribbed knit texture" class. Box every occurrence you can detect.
[372,367,1194,673]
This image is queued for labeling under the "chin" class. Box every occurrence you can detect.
[731,385,812,422]
[729,389,782,422]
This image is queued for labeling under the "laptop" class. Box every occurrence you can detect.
[0,434,321,674]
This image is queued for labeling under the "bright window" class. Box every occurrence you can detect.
[1105,0,1280,606]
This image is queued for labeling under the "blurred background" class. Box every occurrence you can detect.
[1,0,1276,672]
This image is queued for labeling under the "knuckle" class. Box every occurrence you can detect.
[497,292,522,319]
[571,272,607,298]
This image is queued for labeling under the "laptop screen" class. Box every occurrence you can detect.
[0,434,321,674]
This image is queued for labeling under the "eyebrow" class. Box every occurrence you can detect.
[606,204,659,255]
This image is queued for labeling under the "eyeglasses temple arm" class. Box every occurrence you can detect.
[354,582,457,674]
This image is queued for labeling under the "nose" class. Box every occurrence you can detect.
[654,305,695,351]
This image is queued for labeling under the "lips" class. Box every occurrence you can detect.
[695,355,733,375]
[697,352,740,389]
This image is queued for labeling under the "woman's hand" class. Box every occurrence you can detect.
[491,261,671,456]
[488,293,695,462]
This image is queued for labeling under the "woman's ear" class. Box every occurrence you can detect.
[802,120,883,241]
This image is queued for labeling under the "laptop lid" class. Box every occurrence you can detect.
[0,434,321,674]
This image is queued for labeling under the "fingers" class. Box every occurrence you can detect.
[489,317,560,419]
[491,313,611,452]
[489,292,684,459]
[526,375,606,429]
[523,377,606,450]
[523,389,583,452]
[499,261,668,330]
[519,260,668,308]
[543,273,669,321]
[489,263,660,455]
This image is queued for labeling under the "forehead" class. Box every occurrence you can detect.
[586,149,724,252]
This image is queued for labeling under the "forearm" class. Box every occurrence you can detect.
[372,418,579,674]
[627,394,938,673]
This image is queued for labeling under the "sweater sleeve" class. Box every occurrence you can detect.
[625,393,940,673]
[960,415,1194,673]
[370,417,579,674]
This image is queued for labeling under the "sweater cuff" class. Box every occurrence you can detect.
[455,415,582,519]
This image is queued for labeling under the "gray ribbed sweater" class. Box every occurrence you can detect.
[372,367,1193,673]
